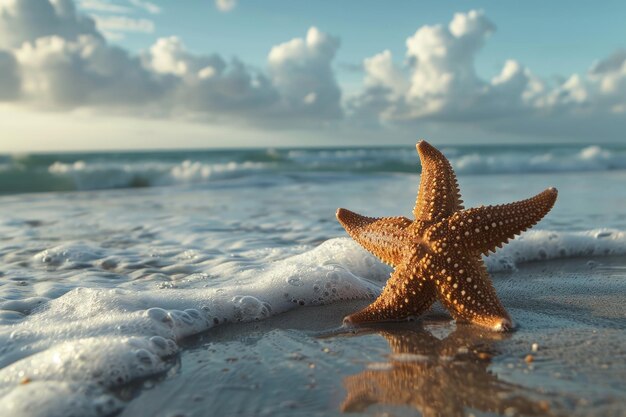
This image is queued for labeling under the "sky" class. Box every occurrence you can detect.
[0,0,625,152]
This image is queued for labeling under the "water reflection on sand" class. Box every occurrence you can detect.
[341,324,558,417]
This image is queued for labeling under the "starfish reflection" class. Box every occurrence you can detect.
[341,325,557,417]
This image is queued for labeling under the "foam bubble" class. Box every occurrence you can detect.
[34,244,106,268]
[232,295,272,321]
[0,298,48,315]
[485,229,626,272]
[0,381,122,417]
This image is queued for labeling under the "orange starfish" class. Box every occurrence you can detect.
[336,140,557,331]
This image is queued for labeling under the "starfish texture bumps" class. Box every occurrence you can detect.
[336,140,558,331]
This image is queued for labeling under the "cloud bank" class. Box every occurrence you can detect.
[0,0,343,125]
[349,10,626,140]
[1,1,625,141]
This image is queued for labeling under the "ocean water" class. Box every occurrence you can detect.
[0,144,625,416]
[2,143,626,195]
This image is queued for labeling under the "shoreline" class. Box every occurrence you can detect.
[119,255,626,417]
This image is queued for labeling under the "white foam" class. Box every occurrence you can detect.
[287,145,626,175]
[33,243,106,268]
[484,228,626,271]
[169,160,266,183]
[47,159,268,190]
[1,229,625,415]
[0,381,122,417]
[0,238,385,416]
[0,335,177,417]
[452,146,626,175]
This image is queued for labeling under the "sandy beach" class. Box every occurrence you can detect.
[1,148,625,417]
[119,256,626,417]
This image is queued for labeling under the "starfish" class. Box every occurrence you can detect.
[336,140,557,331]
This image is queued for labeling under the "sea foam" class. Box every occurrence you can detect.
[1,229,626,415]
[0,238,384,416]
[483,228,626,271]
[47,159,268,190]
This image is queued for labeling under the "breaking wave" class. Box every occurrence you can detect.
[1,144,626,194]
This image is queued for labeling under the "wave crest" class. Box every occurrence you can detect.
[46,159,269,190]
[1,144,626,193]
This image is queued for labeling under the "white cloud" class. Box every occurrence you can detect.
[129,0,160,14]
[78,0,160,15]
[268,27,342,120]
[349,10,503,122]
[9,31,281,120]
[403,9,495,117]
[14,34,163,108]
[198,66,216,79]
[146,36,191,76]
[348,9,626,140]
[143,36,279,119]
[145,36,224,77]
[79,0,160,41]
[175,58,279,119]
[487,60,543,112]
[140,27,343,123]
[0,0,100,49]
[215,0,236,13]
[363,50,408,98]
[78,0,131,14]
[0,1,342,126]
[93,15,154,34]
[0,50,21,100]
[588,49,626,112]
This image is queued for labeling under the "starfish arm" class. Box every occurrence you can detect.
[344,261,437,324]
[438,187,558,256]
[432,255,512,331]
[413,140,464,224]
[336,208,413,266]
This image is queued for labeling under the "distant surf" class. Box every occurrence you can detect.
[2,144,626,194]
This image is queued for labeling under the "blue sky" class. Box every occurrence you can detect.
[121,0,626,80]
[0,0,625,151]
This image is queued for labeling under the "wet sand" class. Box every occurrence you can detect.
[120,256,626,417]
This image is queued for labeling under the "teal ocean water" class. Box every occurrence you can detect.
[2,143,626,194]
[0,143,625,416]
